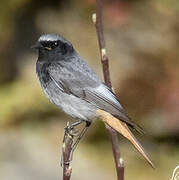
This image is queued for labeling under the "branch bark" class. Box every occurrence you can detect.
[62,132,73,180]
[93,0,124,179]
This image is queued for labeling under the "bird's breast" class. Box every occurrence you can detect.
[36,61,51,87]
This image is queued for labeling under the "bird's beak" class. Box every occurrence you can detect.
[31,42,42,49]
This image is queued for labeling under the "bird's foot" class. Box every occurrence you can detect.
[64,123,79,137]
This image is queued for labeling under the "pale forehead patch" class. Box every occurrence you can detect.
[38,34,71,45]
[38,34,60,42]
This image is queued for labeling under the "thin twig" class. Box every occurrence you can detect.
[62,128,73,180]
[93,0,124,180]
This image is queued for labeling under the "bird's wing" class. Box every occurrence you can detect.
[47,62,143,133]
[83,83,144,133]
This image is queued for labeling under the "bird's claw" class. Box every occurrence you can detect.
[64,124,79,137]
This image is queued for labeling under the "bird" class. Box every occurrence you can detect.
[33,33,154,168]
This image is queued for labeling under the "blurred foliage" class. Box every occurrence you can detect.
[0,0,179,179]
[0,80,59,127]
[0,0,178,140]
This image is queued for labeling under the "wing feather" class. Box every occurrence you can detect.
[48,62,143,133]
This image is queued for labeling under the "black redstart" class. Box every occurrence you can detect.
[33,34,154,168]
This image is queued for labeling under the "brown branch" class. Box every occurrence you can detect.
[62,131,73,180]
[93,0,124,180]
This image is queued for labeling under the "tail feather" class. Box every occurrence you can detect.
[114,114,145,134]
[97,109,155,168]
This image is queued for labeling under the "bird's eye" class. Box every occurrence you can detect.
[50,41,58,49]
[52,41,59,48]
[42,41,59,50]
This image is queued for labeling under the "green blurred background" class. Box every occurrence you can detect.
[0,0,179,179]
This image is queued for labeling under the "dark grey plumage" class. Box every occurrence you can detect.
[35,34,142,132]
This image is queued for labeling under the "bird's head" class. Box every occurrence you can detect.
[32,34,74,59]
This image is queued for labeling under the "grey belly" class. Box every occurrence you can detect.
[42,82,98,121]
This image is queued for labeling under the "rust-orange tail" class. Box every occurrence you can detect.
[97,109,155,168]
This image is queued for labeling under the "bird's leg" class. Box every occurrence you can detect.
[69,121,91,162]
[64,120,83,139]
[61,120,84,166]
